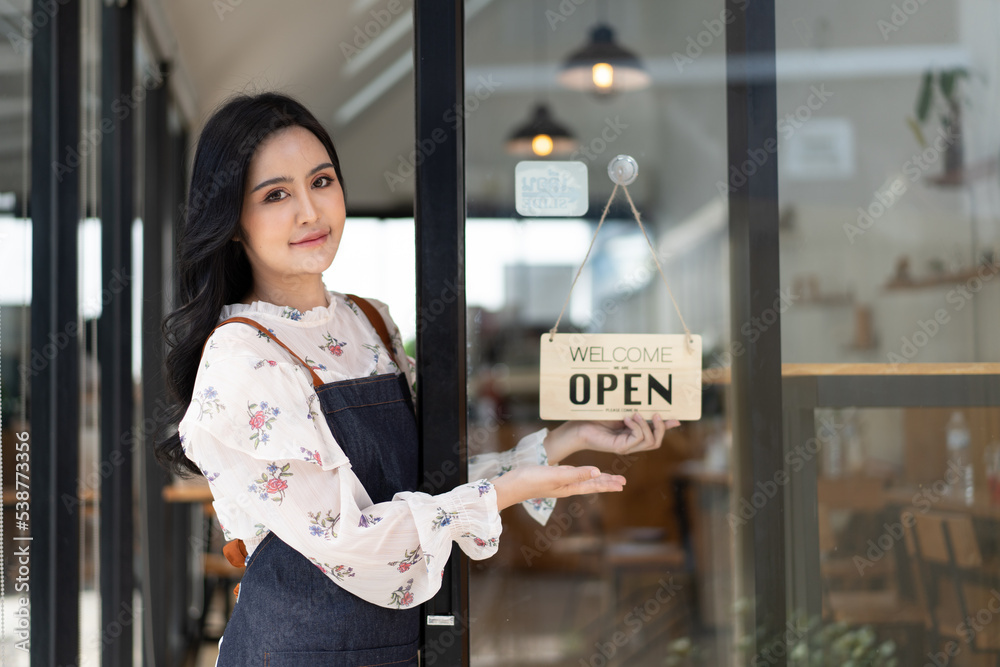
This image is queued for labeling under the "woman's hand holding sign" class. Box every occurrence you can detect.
[543,413,679,463]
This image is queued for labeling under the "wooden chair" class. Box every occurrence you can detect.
[817,477,924,626]
[905,511,1000,666]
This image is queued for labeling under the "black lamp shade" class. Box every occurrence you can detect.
[558,24,651,93]
[506,103,577,156]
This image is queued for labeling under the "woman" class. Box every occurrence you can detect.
[158,92,677,666]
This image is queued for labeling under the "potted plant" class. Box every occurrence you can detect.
[907,67,969,175]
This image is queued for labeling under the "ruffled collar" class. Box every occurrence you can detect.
[219,289,339,325]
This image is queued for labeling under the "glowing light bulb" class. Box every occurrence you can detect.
[592,63,614,89]
[532,134,554,156]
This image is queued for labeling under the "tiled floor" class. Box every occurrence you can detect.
[1,590,143,667]
[192,570,698,666]
[5,571,705,666]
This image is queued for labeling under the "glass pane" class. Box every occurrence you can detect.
[0,0,32,662]
[80,0,101,662]
[777,1,1000,664]
[465,1,733,664]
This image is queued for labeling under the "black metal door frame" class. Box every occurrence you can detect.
[411,1,785,665]
[99,2,136,665]
[413,2,469,665]
[30,1,82,665]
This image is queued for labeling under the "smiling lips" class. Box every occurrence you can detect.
[291,230,329,247]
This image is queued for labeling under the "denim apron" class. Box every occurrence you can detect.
[214,316,420,667]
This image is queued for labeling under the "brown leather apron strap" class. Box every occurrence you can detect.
[223,536,248,568]
[204,315,325,387]
[206,295,396,574]
[346,294,398,366]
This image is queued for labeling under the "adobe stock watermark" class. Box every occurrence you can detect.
[877,0,930,41]
[19,267,133,384]
[52,63,165,182]
[520,495,597,566]
[5,0,72,54]
[886,257,1000,368]
[383,75,501,192]
[213,0,246,21]
[703,288,798,384]
[422,611,477,666]
[852,459,966,576]
[672,0,751,72]
[60,396,174,514]
[339,0,411,63]
[568,116,629,163]
[180,114,290,221]
[843,124,960,244]
[716,85,834,200]
[545,0,589,30]
[925,590,1000,667]
[749,619,809,666]
[520,450,650,567]
[727,413,846,533]
[579,577,684,667]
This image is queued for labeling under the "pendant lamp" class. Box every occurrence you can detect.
[505,4,577,158]
[558,24,651,94]
[506,103,577,157]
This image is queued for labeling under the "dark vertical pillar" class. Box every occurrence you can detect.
[725,0,785,661]
[413,1,467,665]
[99,1,135,665]
[141,62,170,667]
[30,1,81,666]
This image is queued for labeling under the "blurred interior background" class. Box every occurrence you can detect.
[3,0,1000,665]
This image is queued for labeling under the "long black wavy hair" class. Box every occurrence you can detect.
[157,92,346,476]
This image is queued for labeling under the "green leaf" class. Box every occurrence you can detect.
[916,70,934,122]
[939,67,968,101]
[281,463,290,472]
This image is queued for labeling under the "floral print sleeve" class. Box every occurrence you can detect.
[468,429,556,526]
[365,298,556,525]
[180,347,501,610]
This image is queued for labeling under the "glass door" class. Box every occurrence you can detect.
[463,2,735,664]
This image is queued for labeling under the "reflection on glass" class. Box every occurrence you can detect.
[0,0,32,662]
[467,2,731,664]
[777,1,1000,661]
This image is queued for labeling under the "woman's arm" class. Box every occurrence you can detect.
[181,347,626,609]
[187,419,502,608]
[185,419,626,609]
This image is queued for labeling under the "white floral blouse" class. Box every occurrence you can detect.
[179,290,554,609]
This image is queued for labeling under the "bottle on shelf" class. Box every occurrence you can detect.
[945,411,974,505]
[844,412,865,475]
[820,409,843,478]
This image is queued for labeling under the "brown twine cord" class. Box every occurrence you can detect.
[548,181,619,341]
[548,182,694,350]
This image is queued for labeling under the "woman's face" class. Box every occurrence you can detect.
[238,125,345,299]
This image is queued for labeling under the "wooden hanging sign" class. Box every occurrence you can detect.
[539,333,702,421]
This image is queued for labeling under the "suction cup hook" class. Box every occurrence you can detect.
[607,154,638,185]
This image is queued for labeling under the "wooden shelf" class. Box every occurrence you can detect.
[163,479,213,504]
[926,158,998,187]
[704,362,1000,385]
[885,267,985,291]
[795,295,854,306]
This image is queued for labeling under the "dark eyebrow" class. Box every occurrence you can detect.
[250,162,335,194]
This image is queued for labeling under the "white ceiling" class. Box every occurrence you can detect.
[0,0,968,219]
[147,0,711,213]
